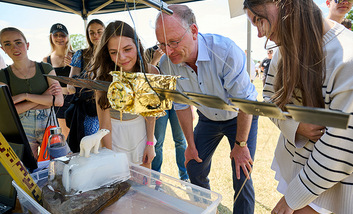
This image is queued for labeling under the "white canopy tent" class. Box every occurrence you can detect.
[228,0,253,76]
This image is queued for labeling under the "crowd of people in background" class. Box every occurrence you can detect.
[0,0,353,213]
[261,49,273,87]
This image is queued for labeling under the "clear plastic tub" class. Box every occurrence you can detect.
[12,179,50,214]
[12,163,222,214]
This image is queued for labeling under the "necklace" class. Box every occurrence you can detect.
[13,61,32,79]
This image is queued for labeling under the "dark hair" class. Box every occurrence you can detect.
[144,47,155,64]
[83,19,105,60]
[89,20,148,110]
[341,18,352,29]
[244,0,325,110]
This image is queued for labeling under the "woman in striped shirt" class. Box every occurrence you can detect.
[244,0,353,214]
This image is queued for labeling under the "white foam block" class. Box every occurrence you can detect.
[62,148,130,193]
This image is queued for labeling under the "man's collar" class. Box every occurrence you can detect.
[177,33,209,68]
[197,33,210,63]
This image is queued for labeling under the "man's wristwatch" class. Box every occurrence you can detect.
[235,140,247,147]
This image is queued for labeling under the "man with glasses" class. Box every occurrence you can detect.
[155,4,258,214]
[326,0,353,23]
[261,50,273,87]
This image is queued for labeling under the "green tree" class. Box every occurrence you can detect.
[70,34,86,51]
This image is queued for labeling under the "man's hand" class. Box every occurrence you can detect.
[230,144,253,180]
[297,122,325,142]
[184,146,202,167]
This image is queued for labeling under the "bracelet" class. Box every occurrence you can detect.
[146,141,154,146]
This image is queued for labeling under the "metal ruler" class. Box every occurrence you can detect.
[0,132,42,204]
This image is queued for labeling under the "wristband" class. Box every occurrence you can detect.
[146,141,154,146]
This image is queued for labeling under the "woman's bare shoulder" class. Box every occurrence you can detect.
[42,56,49,63]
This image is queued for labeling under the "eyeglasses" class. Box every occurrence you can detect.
[157,29,188,50]
[334,0,353,3]
[267,51,273,54]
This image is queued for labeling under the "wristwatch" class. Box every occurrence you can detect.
[235,140,247,147]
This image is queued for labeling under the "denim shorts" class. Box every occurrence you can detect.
[19,108,51,159]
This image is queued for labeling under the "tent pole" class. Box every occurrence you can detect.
[47,0,81,16]
[246,19,251,76]
[82,0,88,28]
[84,19,88,30]
[87,0,114,16]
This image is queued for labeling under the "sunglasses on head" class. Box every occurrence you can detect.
[334,0,353,3]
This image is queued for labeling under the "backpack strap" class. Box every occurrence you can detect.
[37,62,45,75]
[37,62,49,86]
[47,56,51,64]
[3,67,12,94]
[80,49,87,78]
[81,49,84,72]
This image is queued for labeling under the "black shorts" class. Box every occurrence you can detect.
[54,94,74,119]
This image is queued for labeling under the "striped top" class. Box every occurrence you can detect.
[263,21,353,213]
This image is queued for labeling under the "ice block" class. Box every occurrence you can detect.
[62,148,130,193]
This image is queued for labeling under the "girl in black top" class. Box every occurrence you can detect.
[43,23,74,139]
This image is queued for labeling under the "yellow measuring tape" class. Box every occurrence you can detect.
[0,133,42,204]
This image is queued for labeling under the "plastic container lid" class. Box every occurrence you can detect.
[50,127,62,135]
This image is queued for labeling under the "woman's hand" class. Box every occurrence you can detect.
[64,54,72,67]
[67,85,76,95]
[151,48,164,66]
[153,48,164,60]
[297,122,325,142]
[142,144,155,164]
[12,93,27,104]
[44,82,62,96]
[272,196,294,214]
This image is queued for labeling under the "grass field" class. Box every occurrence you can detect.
[159,78,282,213]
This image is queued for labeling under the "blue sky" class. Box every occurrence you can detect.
[0,0,328,65]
